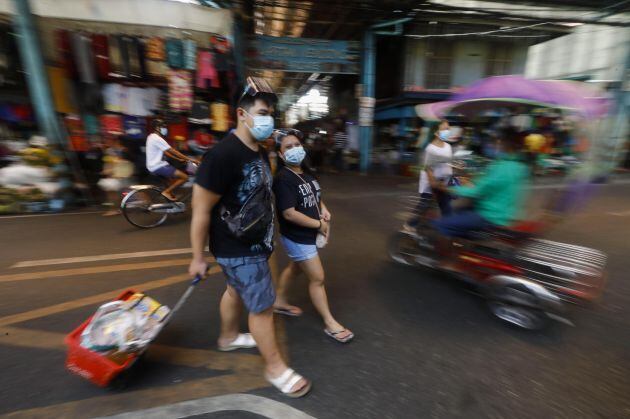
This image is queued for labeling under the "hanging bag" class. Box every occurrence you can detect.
[220,154,273,245]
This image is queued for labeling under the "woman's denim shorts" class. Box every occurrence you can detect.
[280,236,318,262]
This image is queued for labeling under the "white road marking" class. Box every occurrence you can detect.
[11,248,195,268]
[96,394,317,419]
[0,210,105,219]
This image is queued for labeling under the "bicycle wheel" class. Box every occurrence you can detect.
[121,188,169,228]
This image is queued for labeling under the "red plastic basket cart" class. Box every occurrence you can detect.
[64,274,203,387]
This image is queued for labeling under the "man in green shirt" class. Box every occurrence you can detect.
[429,127,530,265]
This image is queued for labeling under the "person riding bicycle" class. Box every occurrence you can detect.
[145,119,197,201]
[428,126,530,270]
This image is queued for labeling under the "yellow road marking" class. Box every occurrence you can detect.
[11,248,198,268]
[0,266,221,327]
[0,258,201,283]
[3,372,267,419]
[0,326,263,371]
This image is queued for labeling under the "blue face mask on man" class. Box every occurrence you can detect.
[243,110,274,141]
[283,146,306,166]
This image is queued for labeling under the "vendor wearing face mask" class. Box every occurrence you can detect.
[271,128,354,344]
[405,119,455,232]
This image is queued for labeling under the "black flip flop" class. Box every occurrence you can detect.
[273,307,303,317]
[325,329,354,343]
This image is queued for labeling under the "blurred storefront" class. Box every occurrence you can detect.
[526,25,630,172]
[0,0,236,213]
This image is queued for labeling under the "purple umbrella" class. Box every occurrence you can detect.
[416,75,609,120]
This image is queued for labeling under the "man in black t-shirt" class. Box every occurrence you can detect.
[188,78,311,398]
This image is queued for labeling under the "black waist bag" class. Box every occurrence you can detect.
[220,153,274,245]
[220,174,273,246]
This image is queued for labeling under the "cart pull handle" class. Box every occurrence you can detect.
[192,273,204,286]
[163,267,210,322]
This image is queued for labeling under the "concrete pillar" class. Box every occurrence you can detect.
[12,0,63,145]
[359,30,375,173]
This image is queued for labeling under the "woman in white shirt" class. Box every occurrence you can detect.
[406,120,454,230]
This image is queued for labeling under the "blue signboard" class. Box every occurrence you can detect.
[246,36,361,74]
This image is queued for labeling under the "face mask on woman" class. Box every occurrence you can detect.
[160,127,168,137]
[283,146,306,166]
[243,110,275,141]
[438,129,451,142]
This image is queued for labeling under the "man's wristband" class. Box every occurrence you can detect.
[318,220,322,229]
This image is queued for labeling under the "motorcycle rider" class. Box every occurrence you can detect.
[428,126,530,270]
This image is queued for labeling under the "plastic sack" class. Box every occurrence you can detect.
[80,301,146,353]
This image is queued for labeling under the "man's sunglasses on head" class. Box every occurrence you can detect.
[239,76,278,103]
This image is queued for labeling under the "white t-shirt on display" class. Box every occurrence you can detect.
[146,133,172,172]
[419,142,453,194]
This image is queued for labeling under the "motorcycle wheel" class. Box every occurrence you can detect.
[488,285,548,330]
[388,231,435,267]
[121,188,169,229]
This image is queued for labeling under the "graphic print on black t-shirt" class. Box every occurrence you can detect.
[273,167,321,245]
[236,158,274,253]
[195,134,274,257]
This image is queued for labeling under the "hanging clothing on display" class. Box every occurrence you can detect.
[168,69,193,111]
[100,114,124,136]
[47,66,76,114]
[196,50,219,89]
[123,115,146,140]
[91,34,110,81]
[125,87,160,117]
[166,38,184,69]
[107,35,124,79]
[167,117,188,142]
[190,100,211,124]
[182,39,197,71]
[156,89,169,114]
[0,104,33,124]
[78,83,103,114]
[211,102,229,132]
[146,59,168,78]
[137,38,148,80]
[144,87,162,115]
[117,35,141,79]
[125,87,147,116]
[83,114,101,137]
[126,36,143,79]
[0,26,23,87]
[71,32,97,84]
[64,115,89,153]
[55,30,78,79]
[102,83,126,113]
[193,129,214,147]
[210,35,230,54]
[145,37,166,61]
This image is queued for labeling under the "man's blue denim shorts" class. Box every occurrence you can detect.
[280,236,318,262]
[216,255,276,314]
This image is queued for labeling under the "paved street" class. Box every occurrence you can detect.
[1,174,630,419]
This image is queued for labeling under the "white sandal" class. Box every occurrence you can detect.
[266,368,312,398]
[217,333,257,352]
